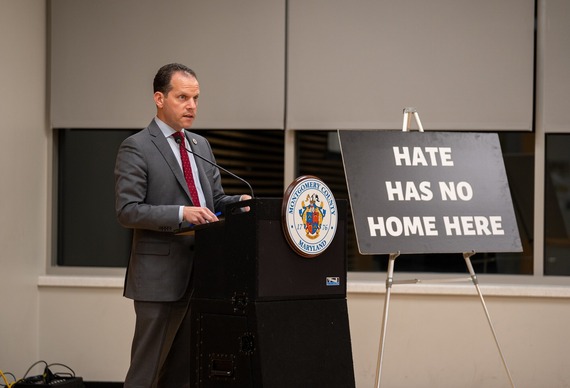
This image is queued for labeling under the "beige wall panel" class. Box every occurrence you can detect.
[287,0,534,131]
[0,0,46,375]
[537,0,570,133]
[50,0,285,129]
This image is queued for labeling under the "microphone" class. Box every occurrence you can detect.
[174,135,255,199]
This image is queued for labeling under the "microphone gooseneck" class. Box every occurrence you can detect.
[174,135,255,199]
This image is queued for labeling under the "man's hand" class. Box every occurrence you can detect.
[183,206,219,225]
[240,195,252,212]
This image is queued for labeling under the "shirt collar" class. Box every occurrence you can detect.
[154,116,183,139]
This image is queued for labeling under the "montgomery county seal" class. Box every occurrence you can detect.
[282,176,338,258]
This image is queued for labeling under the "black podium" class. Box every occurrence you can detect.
[188,198,355,388]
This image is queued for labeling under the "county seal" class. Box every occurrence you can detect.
[282,176,338,258]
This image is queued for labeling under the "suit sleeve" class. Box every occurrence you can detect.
[115,135,180,232]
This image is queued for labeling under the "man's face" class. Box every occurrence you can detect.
[154,71,200,131]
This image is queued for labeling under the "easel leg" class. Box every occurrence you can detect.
[401,107,424,132]
[463,251,516,388]
[374,252,399,388]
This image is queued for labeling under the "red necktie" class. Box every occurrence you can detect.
[173,131,201,206]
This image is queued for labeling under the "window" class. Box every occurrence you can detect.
[57,129,135,267]
[544,134,570,275]
[55,129,284,267]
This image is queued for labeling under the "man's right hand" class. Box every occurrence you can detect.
[183,206,219,225]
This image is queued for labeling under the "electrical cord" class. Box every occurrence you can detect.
[45,363,75,378]
[0,370,16,388]
[19,360,48,382]
[3,360,77,386]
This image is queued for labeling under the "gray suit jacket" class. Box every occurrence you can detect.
[115,119,241,302]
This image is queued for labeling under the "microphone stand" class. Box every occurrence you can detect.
[174,136,255,199]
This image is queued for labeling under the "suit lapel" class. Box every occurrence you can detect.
[148,121,193,202]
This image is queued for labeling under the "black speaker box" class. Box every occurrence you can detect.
[192,198,348,302]
[190,298,355,388]
[188,199,355,387]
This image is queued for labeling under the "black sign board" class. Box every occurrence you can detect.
[338,130,522,254]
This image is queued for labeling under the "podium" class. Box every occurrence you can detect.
[188,198,355,387]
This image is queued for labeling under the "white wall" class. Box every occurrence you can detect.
[35,279,570,387]
[37,282,133,381]
[0,0,46,378]
[348,279,570,387]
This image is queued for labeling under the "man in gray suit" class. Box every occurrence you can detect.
[115,63,251,387]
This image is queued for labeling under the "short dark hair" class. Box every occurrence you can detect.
[153,63,197,95]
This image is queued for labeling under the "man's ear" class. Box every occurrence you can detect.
[154,91,164,108]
